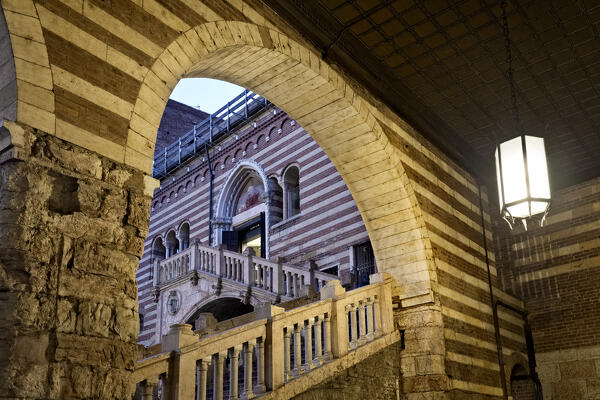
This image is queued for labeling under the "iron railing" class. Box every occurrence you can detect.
[152,90,271,179]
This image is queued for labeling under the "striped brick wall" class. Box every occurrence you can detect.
[376,116,527,398]
[496,177,600,399]
[136,107,370,344]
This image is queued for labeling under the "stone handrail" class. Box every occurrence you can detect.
[133,273,396,399]
[154,241,337,299]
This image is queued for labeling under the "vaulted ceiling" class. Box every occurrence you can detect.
[264,0,600,191]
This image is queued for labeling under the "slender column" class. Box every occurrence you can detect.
[217,246,224,275]
[283,326,293,382]
[293,323,303,375]
[256,338,266,393]
[287,271,293,296]
[314,316,323,365]
[229,345,242,400]
[197,358,210,400]
[303,318,315,371]
[293,274,299,296]
[142,378,157,400]
[366,298,375,340]
[348,304,358,349]
[214,352,226,400]
[373,295,382,337]
[323,314,331,360]
[243,340,256,399]
[358,300,367,345]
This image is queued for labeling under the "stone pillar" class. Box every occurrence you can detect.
[283,326,292,382]
[314,316,323,365]
[229,345,242,400]
[303,318,315,371]
[366,298,375,340]
[256,338,266,393]
[197,358,210,400]
[348,304,358,348]
[323,314,331,361]
[0,123,156,399]
[142,378,158,400]
[358,300,367,345]
[214,351,226,400]
[243,340,255,399]
[293,324,302,375]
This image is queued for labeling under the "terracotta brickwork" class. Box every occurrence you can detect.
[137,104,370,345]
[496,177,600,399]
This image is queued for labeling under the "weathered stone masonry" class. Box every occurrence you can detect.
[0,121,155,399]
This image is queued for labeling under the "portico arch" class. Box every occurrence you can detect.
[131,22,436,302]
[0,9,438,399]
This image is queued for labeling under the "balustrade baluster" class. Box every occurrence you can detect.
[214,351,226,400]
[229,345,242,400]
[348,304,358,349]
[243,340,255,399]
[314,316,323,366]
[293,324,302,375]
[358,300,367,345]
[373,295,382,337]
[304,318,315,372]
[323,314,331,361]
[287,272,293,296]
[283,326,292,382]
[256,337,266,393]
[141,378,157,400]
[197,358,210,400]
[366,298,375,340]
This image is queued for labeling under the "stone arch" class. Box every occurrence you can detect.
[214,159,271,253]
[128,21,436,301]
[183,296,254,325]
[0,1,53,131]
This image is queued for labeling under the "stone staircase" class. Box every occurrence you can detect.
[132,273,399,399]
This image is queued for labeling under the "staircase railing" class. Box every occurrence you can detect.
[153,90,271,179]
[153,241,336,299]
[132,273,396,400]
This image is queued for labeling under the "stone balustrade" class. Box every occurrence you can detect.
[132,273,396,399]
[154,241,336,299]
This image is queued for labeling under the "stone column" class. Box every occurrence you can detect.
[283,326,293,382]
[214,351,226,400]
[256,338,266,393]
[366,298,375,340]
[197,358,210,400]
[323,314,332,360]
[287,271,293,296]
[229,345,242,400]
[293,324,303,375]
[0,123,156,399]
[243,340,255,399]
[303,318,315,371]
[314,316,323,365]
[358,300,367,345]
[349,304,358,348]
[142,378,158,400]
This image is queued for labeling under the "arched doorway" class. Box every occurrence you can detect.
[510,364,538,400]
[215,160,273,258]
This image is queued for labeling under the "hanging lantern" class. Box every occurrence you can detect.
[495,135,551,229]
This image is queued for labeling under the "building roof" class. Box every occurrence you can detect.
[155,99,209,157]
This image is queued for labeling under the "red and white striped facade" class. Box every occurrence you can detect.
[137,104,371,345]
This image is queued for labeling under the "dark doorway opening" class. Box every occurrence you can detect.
[354,241,376,288]
[222,213,266,258]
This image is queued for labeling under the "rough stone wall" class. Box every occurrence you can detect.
[495,177,600,400]
[0,121,152,399]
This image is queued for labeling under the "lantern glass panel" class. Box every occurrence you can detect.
[495,148,503,210]
[500,137,527,207]
[525,136,550,199]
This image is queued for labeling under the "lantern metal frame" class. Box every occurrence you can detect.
[495,135,551,230]
[496,0,551,230]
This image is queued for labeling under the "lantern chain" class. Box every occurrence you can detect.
[501,0,524,137]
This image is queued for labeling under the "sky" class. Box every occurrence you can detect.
[169,78,246,113]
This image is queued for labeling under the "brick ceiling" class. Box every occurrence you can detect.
[264,0,600,191]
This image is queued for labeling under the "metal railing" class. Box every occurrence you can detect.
[153,90,271,179]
